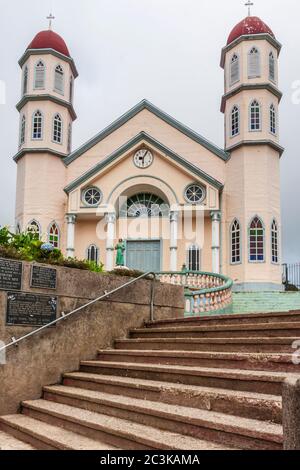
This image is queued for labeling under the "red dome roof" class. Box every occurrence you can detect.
[227,16,275,45]
[27,30,70,57]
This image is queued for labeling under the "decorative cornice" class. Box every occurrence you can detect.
[64,131,224,194]
[13,147,67,163]
[64,99,230,165]
[16,94,77,121]
[226,139,285,156]
[221,83,282,113]
[19,48,79,78]
[220,33,282,69]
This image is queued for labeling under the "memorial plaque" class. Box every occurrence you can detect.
[0,259,22,291]
[6,292,57,326]
[31,265,57,290]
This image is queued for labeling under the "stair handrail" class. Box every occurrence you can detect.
[0,271,156,354]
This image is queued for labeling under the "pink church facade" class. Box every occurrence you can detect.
[14,16,284,291]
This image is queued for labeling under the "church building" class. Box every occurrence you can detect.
[13,13,284,291]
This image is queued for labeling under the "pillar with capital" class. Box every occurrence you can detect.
[211,211,221,274]
[170,210,179,272]
[66,214,77,258]
[105,213,116,271]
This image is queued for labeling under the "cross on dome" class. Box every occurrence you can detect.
[245,0,254,16]
[47,13,55,30]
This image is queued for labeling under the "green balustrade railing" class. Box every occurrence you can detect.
[157,271,233,316]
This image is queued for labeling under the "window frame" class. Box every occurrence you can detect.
[19,114,26,147]
[86,244,100,264]
[230,105,240,138]
[27,219,41,239]
[229,53,240,87]
[230,219,242,265]
[271,218,279,264]
[34,60,46,90]
[48,221,60,249]
[269,103,277,135]
[249,99,262,132]
[187,245,201,272]
[22,65,29,95]
[248,47,261,79]
[52,113,63,145]
[54,64,65,95]
[269,51,276,83]
[248,216,265,263]
[32,110,44,141]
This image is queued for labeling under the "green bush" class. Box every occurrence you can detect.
[0,226,104,273]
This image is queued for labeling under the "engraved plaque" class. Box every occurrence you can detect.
[0,259,22,291]
[31,265,57,290]
[6,292,57,326]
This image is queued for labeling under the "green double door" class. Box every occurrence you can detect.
[126,240,161,273]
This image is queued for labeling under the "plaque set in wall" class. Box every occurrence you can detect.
[30,265,57,290]
[0,258,23,291]
[6,292,58,326]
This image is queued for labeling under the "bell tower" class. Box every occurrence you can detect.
[14,17,78,252]
[221,10,284,291]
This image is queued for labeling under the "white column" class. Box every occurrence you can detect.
[211,211,221,274]
[66,214,77,258]
[105,213,116,271]
[169,211,179,272]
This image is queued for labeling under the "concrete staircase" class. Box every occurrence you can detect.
[1,310,300,450]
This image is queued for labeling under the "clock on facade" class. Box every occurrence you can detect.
[133,149,154,168]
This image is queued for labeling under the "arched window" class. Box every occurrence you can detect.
[249,100,261,131]
[27,220,41,239]
[22,66,28,95]
[249,216,265,262]
[248,47,260,78]
[48,222,60,248]
[230,54,240,86]
[120,193,169,218]
[32,110,43,140]
[231,105,240,137]
[188,245,200,271]
[67,123,72,153]
[87,245,99,264]
[69,76,74,103]
[230,219,241,264]
[54,65,64,94]
[34,60,45,89]
[53,114,63,144]
[269,52,275,82]
[20,115,26,146]
[270,104,276,135]
[271,219,279,264]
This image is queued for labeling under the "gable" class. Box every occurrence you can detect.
[64,132,224,195]
[64,100,229,166]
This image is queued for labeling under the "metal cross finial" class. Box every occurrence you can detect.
[47,13,55,30]
[245,0,254,16]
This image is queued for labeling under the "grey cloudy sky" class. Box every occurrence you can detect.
[0,0,299,262]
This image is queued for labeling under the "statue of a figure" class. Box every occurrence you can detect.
[115,239,126,267]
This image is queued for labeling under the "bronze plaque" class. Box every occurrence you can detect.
[0,259,22,291]
[6,292,57,326]
[31,265,57,290]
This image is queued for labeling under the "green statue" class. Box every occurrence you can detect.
[115,239,126,266]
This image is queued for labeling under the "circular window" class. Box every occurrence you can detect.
[184,184,206,204]
[83,187,102,207]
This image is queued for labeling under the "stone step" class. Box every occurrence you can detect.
[21,399,231,450]
[79,360,291,395]
[63,371,281,423]
[97,349,297,372]
[146,311,300,328]
[130,322,300,339]
[42,385,282,450]
[0,414,117,450]
[115,337,297,353]
[0,429,36,450]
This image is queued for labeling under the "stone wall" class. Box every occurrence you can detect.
[0,262,184,416]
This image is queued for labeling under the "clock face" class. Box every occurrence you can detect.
[133,149,153,168]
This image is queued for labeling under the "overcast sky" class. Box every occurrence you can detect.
[0,0,299,262]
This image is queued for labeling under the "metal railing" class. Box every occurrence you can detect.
[157,270,233,315]
[0,271,156,355]
[282,263,300,290]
